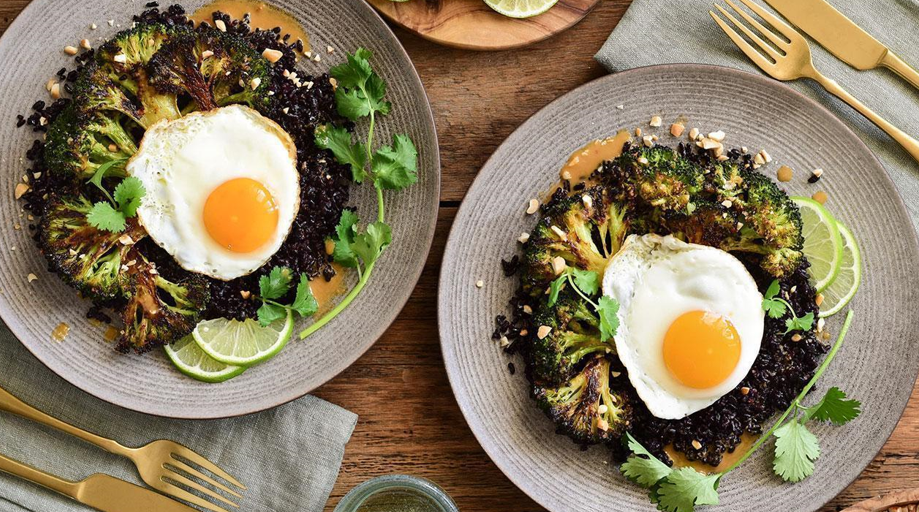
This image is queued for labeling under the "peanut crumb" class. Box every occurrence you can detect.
[691,440,702,450]
[551,256,566,275]
[688,127,699,140]
[64,46,78,56]
[525,198,539,215]
[815,293,824,307]
[214,19,227,32]
[537,325,552,339]
[708,130,725,142]
[475,280,484,288]
[649,115,662,127]
[27,273,38,283]
[80,38,92,50]
[670,123,685,137]
[262,48,283,63]
[518,232,530,244]
[740,387,751,395]
[522,305,533,315]
[791,334,802,342]
[14,183,30,199]
[240,290,251,299]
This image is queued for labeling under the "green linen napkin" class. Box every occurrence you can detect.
[596,0,919,224]
[0,323,357,512]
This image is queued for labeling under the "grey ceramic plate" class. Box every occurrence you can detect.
[0,0,439,418]
[439,65,919,511]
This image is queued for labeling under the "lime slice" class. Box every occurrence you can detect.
[484,0,559,18]
[164,335,245,383]
[818,222,861,317]
[193,311,294,367]
[791,196,843,292]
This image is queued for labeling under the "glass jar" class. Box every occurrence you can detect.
[333,475,459,512]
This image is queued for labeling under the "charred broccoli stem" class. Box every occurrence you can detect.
[37,194,146,302]
[522,187,631,298]
[116,254,210,354]
[534,355,632,445]
[529,291,611,384]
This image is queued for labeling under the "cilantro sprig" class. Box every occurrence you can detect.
[547,268,619,341]
[256,266,319,326]
[302,48,418,340]
[85,158,145,233]
[621,311,858,511]
[762,279,815,334]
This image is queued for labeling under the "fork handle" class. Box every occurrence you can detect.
[0,452,79,499]
[881,51,919,93]
[0,386,133,458]
[811,72,919,164]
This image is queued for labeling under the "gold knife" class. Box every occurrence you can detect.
[763,0,919,90]
[0,452,196,512]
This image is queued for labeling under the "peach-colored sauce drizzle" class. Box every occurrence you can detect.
[311,263,346,315]
[190,0,311,53]
[52,322,70,342]
[665,433,758,475]
[560,130,632,186]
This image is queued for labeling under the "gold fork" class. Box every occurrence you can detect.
[710,0,919,163]
[0,386,244,512]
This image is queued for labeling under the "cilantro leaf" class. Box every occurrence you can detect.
[803,387,861,425]
[762,280,787,319]
[570,268,599,296]
[597,296,620,342]
[365,73,392,115]
[329,47,391,121]
[257,302,288,327]
[655,467,721,512]
[764,279,781,299]
[352,221,392,268]
[329,47,373,90]
[87,202,126,232]
[87,158,127,203]
[291,275,319,318]
[332,210,360,268]
[773,419,820,482]
[785,311,814,334]
[315,125,368,183]
[335,88,373,120]
[620,433,672,487]
[547,274,566,307]
[259,267,293,300]
[372,134,418,191]
[113,177,145,218]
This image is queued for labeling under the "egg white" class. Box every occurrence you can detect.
[602,234,764,420]
[128,105,300,280]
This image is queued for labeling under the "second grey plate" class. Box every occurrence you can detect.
[439,65,919,511]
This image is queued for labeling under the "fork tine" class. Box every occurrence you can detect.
[724,0,787,49]
[734,0,801,41]
[157,479,232,512]
[714,5,782,60]
[166,458,243,498]
[710,10,776,71]
[162,469,240,508]
[170,446,246,490]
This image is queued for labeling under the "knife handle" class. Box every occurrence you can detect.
[811,72,919,164]
[881,52,919,93]
[0,386,133,458]
[0,452,79,499]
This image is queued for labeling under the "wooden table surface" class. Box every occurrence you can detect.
[1,1,916,510]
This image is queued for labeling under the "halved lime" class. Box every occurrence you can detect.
[484,0,559,18]
[818,222,861,318]
[193,311,294,367]
[792,196,843,293]
[165,335,245,383]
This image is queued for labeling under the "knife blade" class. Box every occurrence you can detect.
[763,0,919,90]
[76,474,199,512]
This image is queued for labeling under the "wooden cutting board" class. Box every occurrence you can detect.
[368,0,601,51]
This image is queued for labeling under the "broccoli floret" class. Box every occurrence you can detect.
[116,255,210,354]
[95,22,185,126]
[37,195,146,302]
[44,105,138,180]
[605,145,704,216]
[148,28,272,113]
[522,188,630,297]
[72,62,145,125]
[529,292,610,384]
[534,355,632,445]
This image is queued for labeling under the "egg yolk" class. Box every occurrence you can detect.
[203,177,279,253]
[662,310,741,389]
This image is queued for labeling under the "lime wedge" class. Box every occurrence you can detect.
[164,335,245,383]
[818,222,861,318]
[193,311,294,367]
[791,196,843,292]
[484,0,559,18]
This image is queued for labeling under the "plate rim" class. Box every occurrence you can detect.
[438,62,919,510]
[0,0,441,419]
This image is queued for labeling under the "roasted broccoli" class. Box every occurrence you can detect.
[605,145,704,216]
[148,28,272,112]
[529,292,611,384]
[44,105,138,180]
[522,187,631,297]
[116,254,210,354]
[534,355,632,445]
[37,194,146,302]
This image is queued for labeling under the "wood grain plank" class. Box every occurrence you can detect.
[0,2,915,511]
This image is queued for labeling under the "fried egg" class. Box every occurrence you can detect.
[602,234,764,420]
[128,105,300,280]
